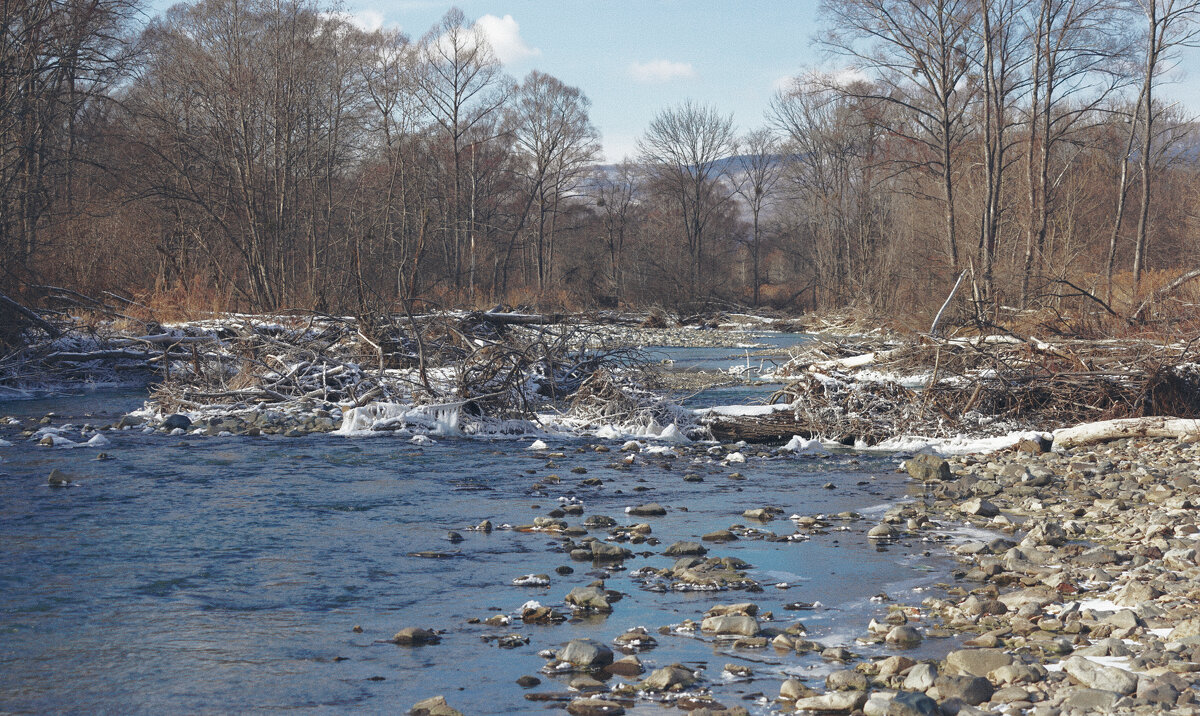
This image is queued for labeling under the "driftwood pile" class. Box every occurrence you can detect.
[709,335,1200,445]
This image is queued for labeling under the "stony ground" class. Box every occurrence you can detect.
[410,435,1200,716]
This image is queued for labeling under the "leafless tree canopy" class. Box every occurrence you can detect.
[4,0,1200,332]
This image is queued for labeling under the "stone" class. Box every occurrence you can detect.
[1062,687,1119,712]
[826,669,869,691]
[700,615,759,637]
[589,542,633,561]
[1061,656,1137,695]
[604,655,644,677]
[702,530,737,543]
[780,678,815,701]
[566,698,626,716]
[878,655,917,677]
[1169,617,1200,640]
[887,691,942,716]
[961,498,999,518]
[706,602,758,617]
[903,663,938,692]
[886,625,923,648]
[934,674,993,706]
[47,468,70,486]
[663,541,707,556]
[392,627,440,645]
[627,502,666,516]
[516,675,541,688]
[945,648,1013,677]
[640,664,697,691]
[558,639,614,668]
[162,414,192,431]
[742,508,774,521]
[409,695,462,716]
[869,523,899,539]
[791,691,867,712]
[907,453,952,482]
[565,586,612,613]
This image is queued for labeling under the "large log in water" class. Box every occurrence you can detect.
[707,414,820,445]
[1053,417,1200,449]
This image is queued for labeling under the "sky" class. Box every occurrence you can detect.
[331,0,831,162]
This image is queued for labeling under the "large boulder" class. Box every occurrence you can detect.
[565,586,612,613]
[409,695,462,716]
[1062,656,1138,695]
[640,664,697,691]
[934,674,993,706]
[944,648,1013,677]
[700,615,759,637]
[792,691,867,713]
[906,453,952,482]
[558,639,614,669]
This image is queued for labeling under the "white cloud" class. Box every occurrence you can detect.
[774,66,870,95]
[629,59,696,84]
[474,14,540,65]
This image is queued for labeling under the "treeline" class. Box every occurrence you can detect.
[3,0,1200,325]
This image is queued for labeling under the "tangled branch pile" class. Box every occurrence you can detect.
[710,335,1200,445]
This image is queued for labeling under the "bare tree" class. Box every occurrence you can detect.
[414,7,511,303]
[822,0,980,270]
[593,159,639,305]
[637,100,737,294]
[733,128,782,306]
[1130,0,1200,298]
[506,70,600,295]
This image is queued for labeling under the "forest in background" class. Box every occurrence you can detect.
[4,0,1200,333]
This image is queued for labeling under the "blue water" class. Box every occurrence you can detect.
[0,379,961,714]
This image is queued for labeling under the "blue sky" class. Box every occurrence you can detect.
[338,1,830,162]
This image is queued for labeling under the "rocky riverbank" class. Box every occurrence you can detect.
[402,434,1200,716]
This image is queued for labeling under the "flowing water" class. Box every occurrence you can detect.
[0,340,965,715]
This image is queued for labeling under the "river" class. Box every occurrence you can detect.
[0,338,963,715]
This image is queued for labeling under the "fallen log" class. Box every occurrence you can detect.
[1052,417,1200,450]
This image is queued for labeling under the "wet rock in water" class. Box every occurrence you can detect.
[626,502,666,517]
[640,664,697,691]
[868,523,899,540]
[569,675,606,692]
[605,654,644,676]
[791,690,867,713]
[700,614,759,637]
[906,453,952,482]
[663,541,707,557]
[557,638,614,668]
[565,586,612,613]
[565,698,625,716]
[555,565,574,575]
[705,602,758,617]
[886,691,941,716]
[885,625,923,648]
[38,436,55,446]
[741,508,775,521]
[702,530,737,543]
[445,531,463,543]
[934,674,993,705]
[1061,655,1138,695]
[779,678,815,701]
[477,519,493,533]
[516,675,541,688]
[521,605,566,624]
[162,414,192,431]
[876,655,916,678]
[944,648,1013,677]
[825,669,868,691]
[47,469,71,486]
[588,542,633,562]
[512,573,551,587]
[666,556,756,590]
[613,627,656,651]
[408,695,462,716]
[392,627,440,645]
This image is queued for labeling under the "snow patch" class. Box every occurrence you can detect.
[780,435,829,454]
